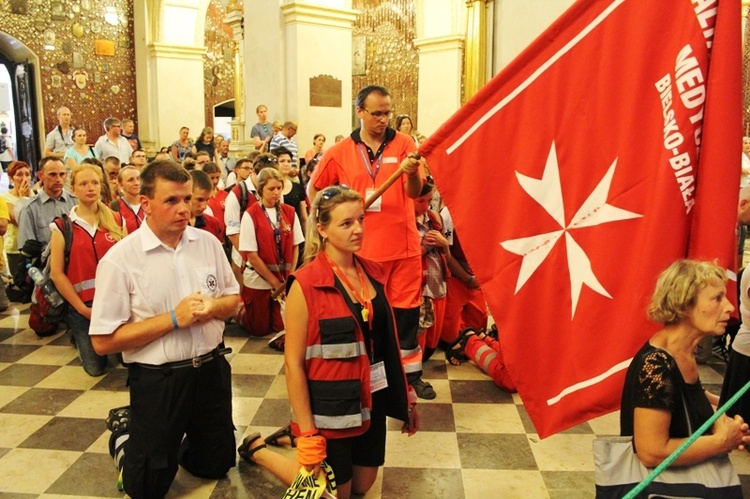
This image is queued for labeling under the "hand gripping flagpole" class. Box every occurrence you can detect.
[624,377,750,498]
[363,153,422,210]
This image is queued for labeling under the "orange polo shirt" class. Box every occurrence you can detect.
[311,128,422,262]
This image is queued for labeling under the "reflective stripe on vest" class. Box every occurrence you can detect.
[72,278,96,294]
[475,343,498,373]
[400,346,421,359]
[314,407,371,430]
[401,346,422,373]
[306,341,367,360]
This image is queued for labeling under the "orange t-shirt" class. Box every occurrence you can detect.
[311,129,421,262]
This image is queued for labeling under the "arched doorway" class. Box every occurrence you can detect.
[0,32,43,170]
[213,99,234,141]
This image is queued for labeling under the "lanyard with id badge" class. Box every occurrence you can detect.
[324,253,388,393]
[357,144,385,213]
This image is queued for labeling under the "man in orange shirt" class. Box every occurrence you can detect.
[308,85,433,398]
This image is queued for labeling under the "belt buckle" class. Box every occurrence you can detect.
[192,357,203,368]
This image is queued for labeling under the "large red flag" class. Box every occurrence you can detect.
[420,0,740,438]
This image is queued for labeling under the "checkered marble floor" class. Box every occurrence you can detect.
[1,304,750,498]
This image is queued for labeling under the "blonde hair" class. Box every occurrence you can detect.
[70,165,127,242]
[257,167,283,197]
[117,165,140,184]
[303,186,363,265]
[648,259,727,325]
[256,168,290,233]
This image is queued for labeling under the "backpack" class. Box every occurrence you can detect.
[0,135,8,154]
[222,181,258,262]
[225,180,251,213]
[8,239,45,303]
[28,215,73,336]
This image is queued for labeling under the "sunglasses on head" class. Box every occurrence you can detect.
[320,184,352,201]
[317,185,353,217]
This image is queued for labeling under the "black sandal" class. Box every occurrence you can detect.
[446,328,477,366]
[264,424,296,448]
[445,339,465,366]
[238,432,267,463]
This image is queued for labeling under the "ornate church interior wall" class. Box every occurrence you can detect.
[203,0,236,133]
[351,0,418,133]
[0,0,137,150]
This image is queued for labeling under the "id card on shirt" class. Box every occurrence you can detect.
[366,188,381,212]
[370,361,388,393]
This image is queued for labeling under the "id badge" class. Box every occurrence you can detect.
[370,361,388,393]
[366,188,381,212]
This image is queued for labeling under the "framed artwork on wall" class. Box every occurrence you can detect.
[352,35,366,76]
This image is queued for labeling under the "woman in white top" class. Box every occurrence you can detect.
[50,165,126,376]
[235,168,304,336]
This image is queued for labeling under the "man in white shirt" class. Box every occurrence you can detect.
[44,106,74,159]
[90,160,240,497]
[217,140,235,178]
[224,157,259,283]
[93,118,133,164]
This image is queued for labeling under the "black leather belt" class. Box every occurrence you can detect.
[134,347,232,370]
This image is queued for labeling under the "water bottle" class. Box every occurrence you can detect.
[27,266,65,307]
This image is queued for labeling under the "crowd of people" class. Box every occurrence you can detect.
[0,86,496,498]
[3,86,750,497]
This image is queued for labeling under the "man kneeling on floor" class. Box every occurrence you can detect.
[90,160,240,498]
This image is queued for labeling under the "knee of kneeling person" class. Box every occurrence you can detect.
[351,471,378,496]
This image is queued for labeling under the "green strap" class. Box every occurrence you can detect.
[624,377,750,498]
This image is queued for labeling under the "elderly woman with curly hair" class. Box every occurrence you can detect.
[620,259,750,468]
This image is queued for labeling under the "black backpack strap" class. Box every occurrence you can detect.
[239,181,248,213]
[60,214,73,272]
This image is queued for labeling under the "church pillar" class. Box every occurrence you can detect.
[280,1,358,155]
[414,0,465,136]
[224,2,252,156]
[133,0,207,154]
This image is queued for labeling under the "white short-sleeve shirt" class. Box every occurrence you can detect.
[224,179,257,266]
[90,222,240,365]
[238,207,304,289]
[440,206,454,246]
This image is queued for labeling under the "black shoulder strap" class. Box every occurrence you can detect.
[60,214,73,272]
[239,181,249,213]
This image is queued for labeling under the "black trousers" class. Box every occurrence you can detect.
[122,355,235,499]
[393,306,422,384]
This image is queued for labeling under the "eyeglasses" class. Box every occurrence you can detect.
[237,166,252,171]
[258,156,278,164]
[362,108,393,120]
